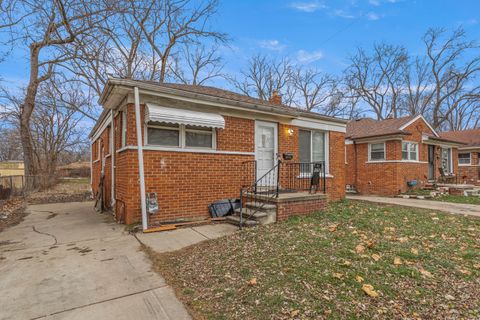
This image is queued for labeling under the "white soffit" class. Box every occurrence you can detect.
[145,103,225,129]
[291,118,346,133]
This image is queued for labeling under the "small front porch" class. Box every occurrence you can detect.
[228,160,329,227]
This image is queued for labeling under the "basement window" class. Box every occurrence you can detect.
[402,142,418,161]
[369,142,385,161]
[458,152,471,165]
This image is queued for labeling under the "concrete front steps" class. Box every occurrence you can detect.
[226,202,277,227]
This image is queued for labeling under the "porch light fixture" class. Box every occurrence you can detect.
[287,128,294,136]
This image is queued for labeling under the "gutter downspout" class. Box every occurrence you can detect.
[110,110,115,209]
[134,87,148,231]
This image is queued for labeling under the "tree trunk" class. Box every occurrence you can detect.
[21,46,42,189]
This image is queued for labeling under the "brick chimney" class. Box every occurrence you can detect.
[269,90,282,105]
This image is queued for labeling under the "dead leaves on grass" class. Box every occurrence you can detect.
[362,284,379,298]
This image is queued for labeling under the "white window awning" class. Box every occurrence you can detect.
[145,103,225,129]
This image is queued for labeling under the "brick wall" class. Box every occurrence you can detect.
[91,125,112,209]
[345,118,461,196]
[458,151,480,185]
[277,197,327,221]
[92,103,346,225]
[327,131,346,200]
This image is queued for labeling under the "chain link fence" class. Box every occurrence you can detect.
[0,175,58,201]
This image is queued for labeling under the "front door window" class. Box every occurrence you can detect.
[255,121,277,185]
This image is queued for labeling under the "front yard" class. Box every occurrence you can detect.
[432,194,480,205]
[149,200,480,320]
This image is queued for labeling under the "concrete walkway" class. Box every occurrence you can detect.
[0,202,234,320]
[347,195,480,217]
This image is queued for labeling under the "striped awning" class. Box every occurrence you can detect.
[145,103,225,129]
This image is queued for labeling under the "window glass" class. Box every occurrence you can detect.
[186,131,213,148]
[458,153,471,164]
[147,127,179,146]
[312,132,325,162]
[402,142,418,160]
[121,111,127,147]
[299,130,311,163]
[402,142,408,160]
[410,143,418,161]
[370,143,385,160]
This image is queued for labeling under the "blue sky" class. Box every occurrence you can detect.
[215,0,480,77]
[1,1,479,96]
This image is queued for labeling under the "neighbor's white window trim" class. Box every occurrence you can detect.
[402,141,419,161]
[458,152,471,166]
[368,142,386,161]
[145,123,216,150]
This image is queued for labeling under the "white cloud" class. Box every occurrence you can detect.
[258,39,286,51]
[332,9,355,19]
[296,49,324,63]
[367,12,380,20]
[369,0,380,6]
[289,1,326,13]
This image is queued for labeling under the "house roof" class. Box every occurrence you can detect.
[439,129,480,148]
[346,115,418,139]
[91,78,348,138]
[132,80,348,124]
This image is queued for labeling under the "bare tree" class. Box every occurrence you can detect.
[31,81,88,176]
[169,44,224,85]
[0,0,112,179]
[130,0,227,83]
[0,128,22,161]
[230,54,295,104]
[345,44,409,119]
[421,27,480,129]
[291,67,338,112]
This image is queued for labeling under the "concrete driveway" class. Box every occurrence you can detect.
[347,195,480,217]
[0,202,191,320]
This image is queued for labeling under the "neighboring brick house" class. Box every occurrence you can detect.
[90,78,347,229]
[440,129,480,185]
[345,115,464,196]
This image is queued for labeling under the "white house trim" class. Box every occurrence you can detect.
[116,145,255,156]
[291,118,346,133]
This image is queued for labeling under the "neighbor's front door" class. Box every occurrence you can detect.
[428,145,435,180]
[255,121,278,186]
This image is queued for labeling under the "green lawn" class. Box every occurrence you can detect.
[148,200,480,320]
[432,194,480,205]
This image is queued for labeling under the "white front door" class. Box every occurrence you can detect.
[255,121,278,186]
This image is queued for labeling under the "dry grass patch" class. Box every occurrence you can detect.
[149,200,480,320]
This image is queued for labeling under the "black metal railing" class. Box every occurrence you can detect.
[238,161,326,228]
[282,161,327,193]
[239,161,281,229]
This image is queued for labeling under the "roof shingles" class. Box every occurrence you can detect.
[346,116,416,139]
[440,129,480,148]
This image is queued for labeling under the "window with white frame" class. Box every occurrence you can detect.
[147,122,215,149]
[369,142,385,161]
[121,111,127,147]
[402,141,418,161]
[299,129,326,174]
[458,152,471,165]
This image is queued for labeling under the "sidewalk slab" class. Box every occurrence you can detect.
[347,195,480,217]
[137,223,237,253]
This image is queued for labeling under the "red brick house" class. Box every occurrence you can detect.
[90,78,347,230]
[345,115,464,196]
[440,129,480,185]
